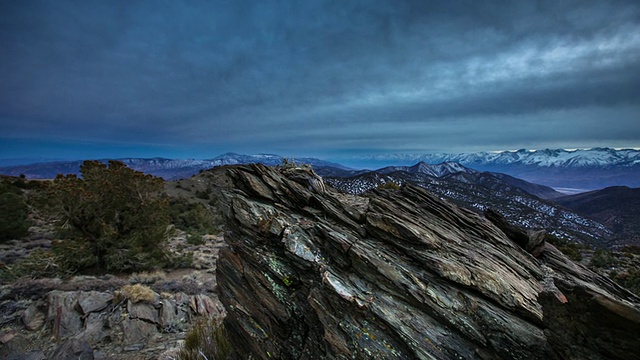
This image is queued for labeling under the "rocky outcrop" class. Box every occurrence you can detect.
[216,164,640,359]
[1,288,224,359]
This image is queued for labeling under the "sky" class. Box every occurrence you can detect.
[1,0,639,162]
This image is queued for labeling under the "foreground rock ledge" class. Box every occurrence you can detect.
[215,164,640,360]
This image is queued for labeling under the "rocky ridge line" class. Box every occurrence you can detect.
[216,163,640,359]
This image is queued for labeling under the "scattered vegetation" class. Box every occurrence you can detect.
[195,188,211,200]
[178,317,232,360]
[0,249,63,281]
[169,197,218,245]
[544,234,588,261]
[620,245,640,255]
[42,160,174,273]
[129,270,167,285]
[590,249,617,268]
[583,247,640,296]
[610,268,640,296]
[0,178,31,242]
[377,181,401,191]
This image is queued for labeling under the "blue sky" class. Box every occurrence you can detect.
[1,0,639,162]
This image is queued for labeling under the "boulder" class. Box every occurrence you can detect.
[189,294,225,319]
[49,338,94,360]
[21,302,45,331]
[216,164,640,359]
[127,300,159,324]
[122,318,157,345]
[76,291,113,315]
[47,291,83,339]
[0,331,29,359]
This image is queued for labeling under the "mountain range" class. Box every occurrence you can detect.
[344,147,640,190]
[1,147,637,190]
[0,153,348,181]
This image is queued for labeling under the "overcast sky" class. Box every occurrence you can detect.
[1,0,639,161]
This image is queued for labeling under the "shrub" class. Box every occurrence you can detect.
[129,270,166,285]
[117,284,157,303]
[544,234,586,261]
[195,188,211,200]
[590,249,616,268]
[610,268,640,296]
[178,317,231,360]
[169,198,218,237]
[620,245,640,255]
[0,181,31,242]
[45,160,173,273]
[0,249,64,281]
[377,181,401,190]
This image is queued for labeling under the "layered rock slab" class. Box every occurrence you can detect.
[216,164,640,359]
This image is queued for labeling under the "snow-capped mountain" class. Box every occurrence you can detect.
[377,161,474,177]
[355,147,640,168]
[348,148,640,190]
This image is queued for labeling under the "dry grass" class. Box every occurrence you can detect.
[128,270,167,284]
[117,284,157,303]
[177,317,231,360]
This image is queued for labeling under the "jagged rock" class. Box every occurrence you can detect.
[77,291,113,315]
[122,318,157,345]
[49,338,94,360]
[189,294,225,319]
[7,350,46,360]
[21,302,45,331]
[216,164,640,360]
[0,331,29,359]
[279,161,327,194]
[47,291,83,339]
[485,208,547,256]
[78,312,109,346]
[158,299,180,330]
[127,300,160,324]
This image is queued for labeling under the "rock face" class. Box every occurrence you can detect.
[216,164,640,359]
[1,288,224,359]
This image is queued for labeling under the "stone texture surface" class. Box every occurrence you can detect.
[216,163,640,360]
[2,287,223,359]
[47,291,84,339]
[77,291,114,315]
[21,301,45,331]
[50,338,94,360]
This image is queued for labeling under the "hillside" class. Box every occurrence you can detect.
[556,186,640,246]
[214,163,640,359]
[325,163,610,246]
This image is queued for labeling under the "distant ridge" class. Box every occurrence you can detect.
[2,148,639,189]
[555,186,640,246]
[0,153,348,180]
[346,148,640,190]
[353,148,640,168]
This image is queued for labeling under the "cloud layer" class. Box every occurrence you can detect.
[1,0,639,159]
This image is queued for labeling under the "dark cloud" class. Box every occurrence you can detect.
[1,0,639,160]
